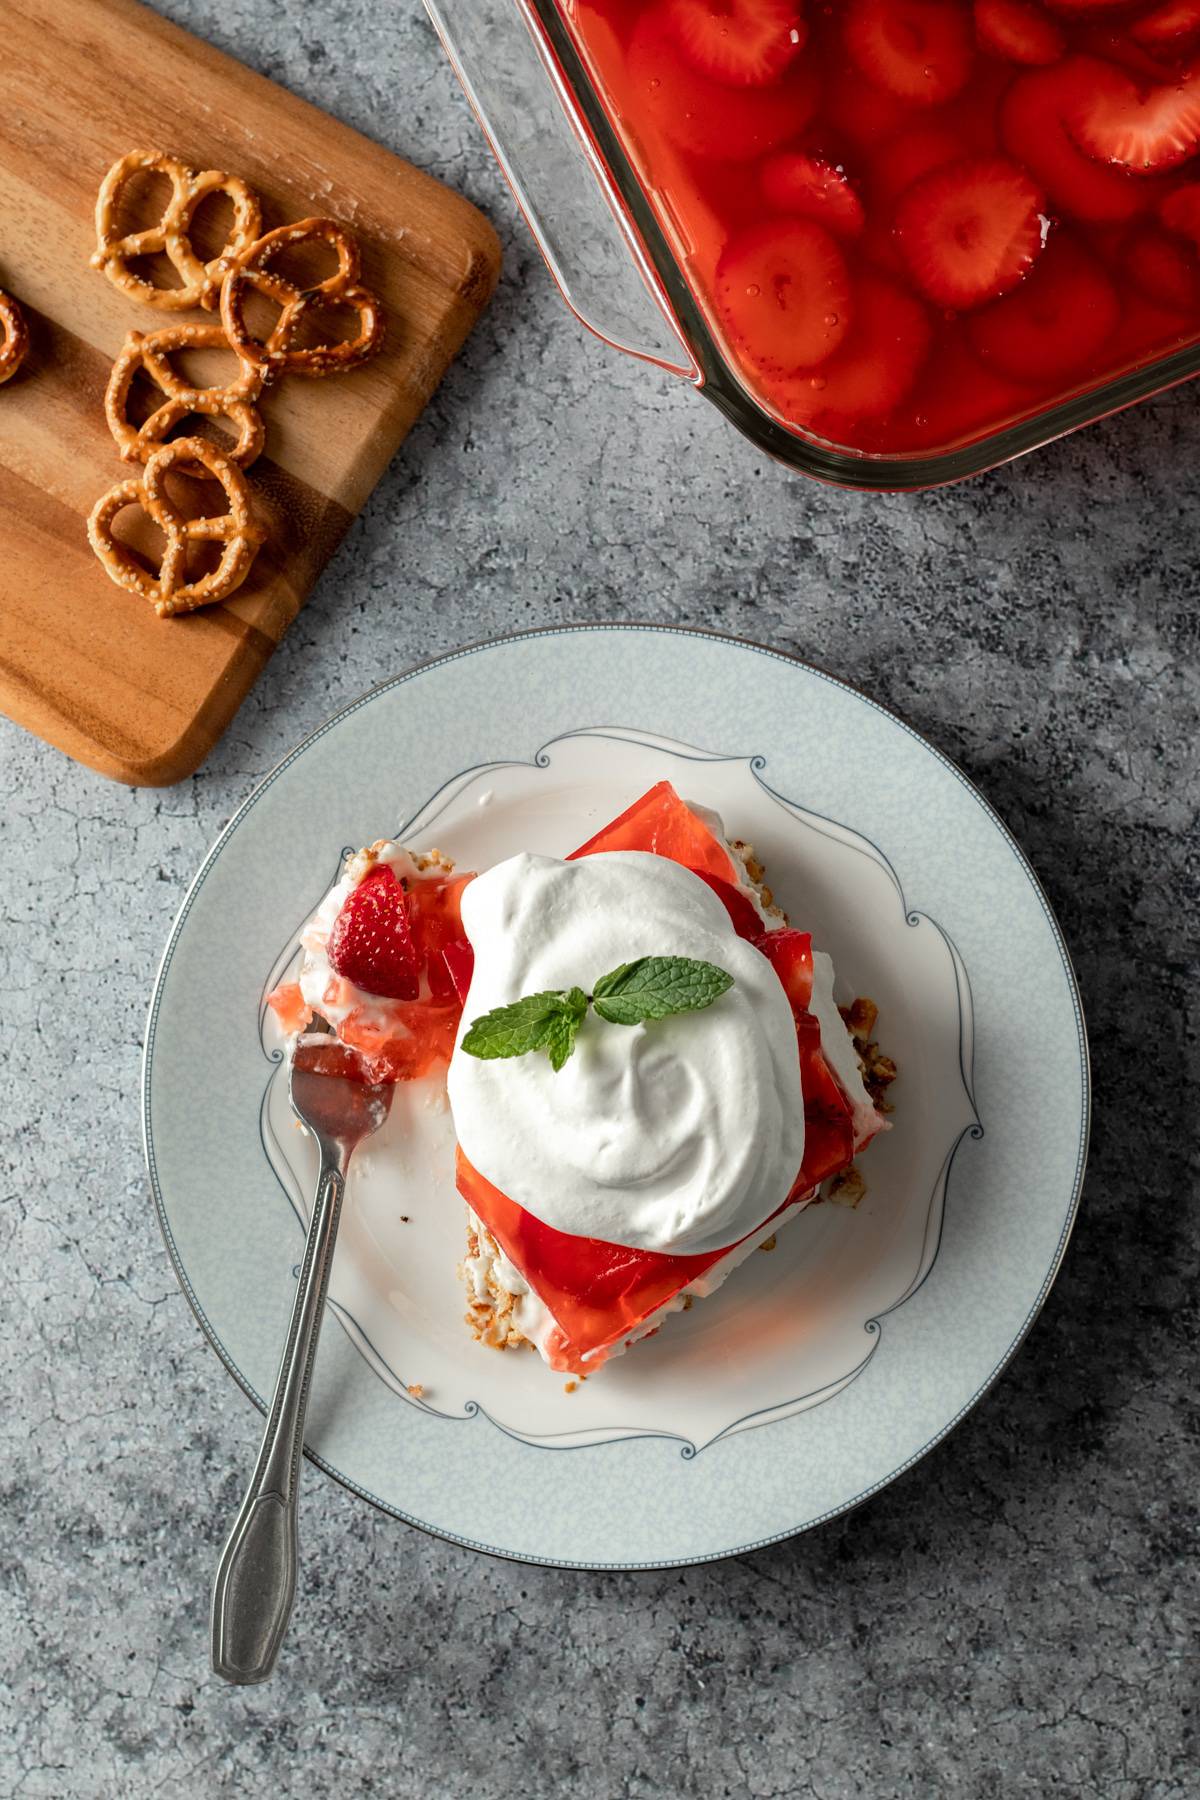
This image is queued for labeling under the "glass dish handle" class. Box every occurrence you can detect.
[425,0,697,377]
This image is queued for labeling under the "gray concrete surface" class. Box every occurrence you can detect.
[1,3,1197,1795]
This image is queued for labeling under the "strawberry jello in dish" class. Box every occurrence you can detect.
[269,784,895,1379]
[521,0,1200,481]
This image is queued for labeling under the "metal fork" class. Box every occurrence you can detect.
[210,1017,393,1684]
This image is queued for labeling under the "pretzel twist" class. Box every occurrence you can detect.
[91,150,262,312]
[105,323,265,467]
[0,289,29,384]
[87,436,265,617]
[220,217,385,380]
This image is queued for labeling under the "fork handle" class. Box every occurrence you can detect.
[210,1155,345,1684]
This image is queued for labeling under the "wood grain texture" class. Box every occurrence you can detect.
[0,0,501,785]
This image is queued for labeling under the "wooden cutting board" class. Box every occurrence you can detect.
[0,0,500,785]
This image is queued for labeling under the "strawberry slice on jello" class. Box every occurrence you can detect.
[626,6,818,161]
[773,271,932,432]
[1123,219,1200,311]
[760,151,866,239]
[1131,1,1200,55]
[714,219,852,374]
[1159,178,1200,243]
[1067,61,1200,173]
[844,0,975,105]
[967,232,1119,382]
[895,155,1047,309]
[665,0,807,87]
[1000,57,1145,221]
[974,0,1065,67]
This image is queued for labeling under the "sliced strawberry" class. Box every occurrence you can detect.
[967,233,1120,381]
[627,7,818,160]
[1073,25,1182,83]
[1123,219,1200,308]
[1159,177,1200,240]
[760,151,866,237]
[1131,1,1200,53]
[687,868,765,939]
[327,864,421,1001]
[845,0,975,105]
[774,271,932,431]
[568,780,737,879]
[974,0,1065,65]
[862,122,964,276]
[1067,62,1200,172]
[665,0,807,87]
[1000,57,1145,220]
[266,981,311,1035]
[714,219,852,373]
[895,155,1047,309]
[901,330,1033,448]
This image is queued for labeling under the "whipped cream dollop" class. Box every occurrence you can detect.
[446,851,806,1257]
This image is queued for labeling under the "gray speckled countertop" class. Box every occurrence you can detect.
[2,3,1197,1795]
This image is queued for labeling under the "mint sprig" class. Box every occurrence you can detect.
[461,956,733,1073]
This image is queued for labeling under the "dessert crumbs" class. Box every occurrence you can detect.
[828,1164,867,1210]
[731,837,786,922]
[407,1382,425,1399]
[462,1221,534,1352]
[842,995,898,1113]
[759,1234,777,1253]
[564,1380,578,1394]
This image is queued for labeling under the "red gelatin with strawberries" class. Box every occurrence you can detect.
[549,0,1200,464]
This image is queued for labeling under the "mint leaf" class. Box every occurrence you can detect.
[461,986,588,1069]
[461,991,570,1060]
[549,986,588,1069]
[544,1012,577,1072]
[592,956,733,1026]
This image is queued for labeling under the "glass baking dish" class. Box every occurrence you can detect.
[427,0,1200,491]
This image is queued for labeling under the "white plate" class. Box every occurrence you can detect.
[144,627,1089,1568]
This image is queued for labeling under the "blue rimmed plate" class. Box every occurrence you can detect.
[144,626,1089,1569]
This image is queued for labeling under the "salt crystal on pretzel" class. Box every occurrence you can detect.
[0,289,29,385]
[105,323,265,467]
[86,435,265,618]
[220,217,385,380]
[91,149,262,312]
